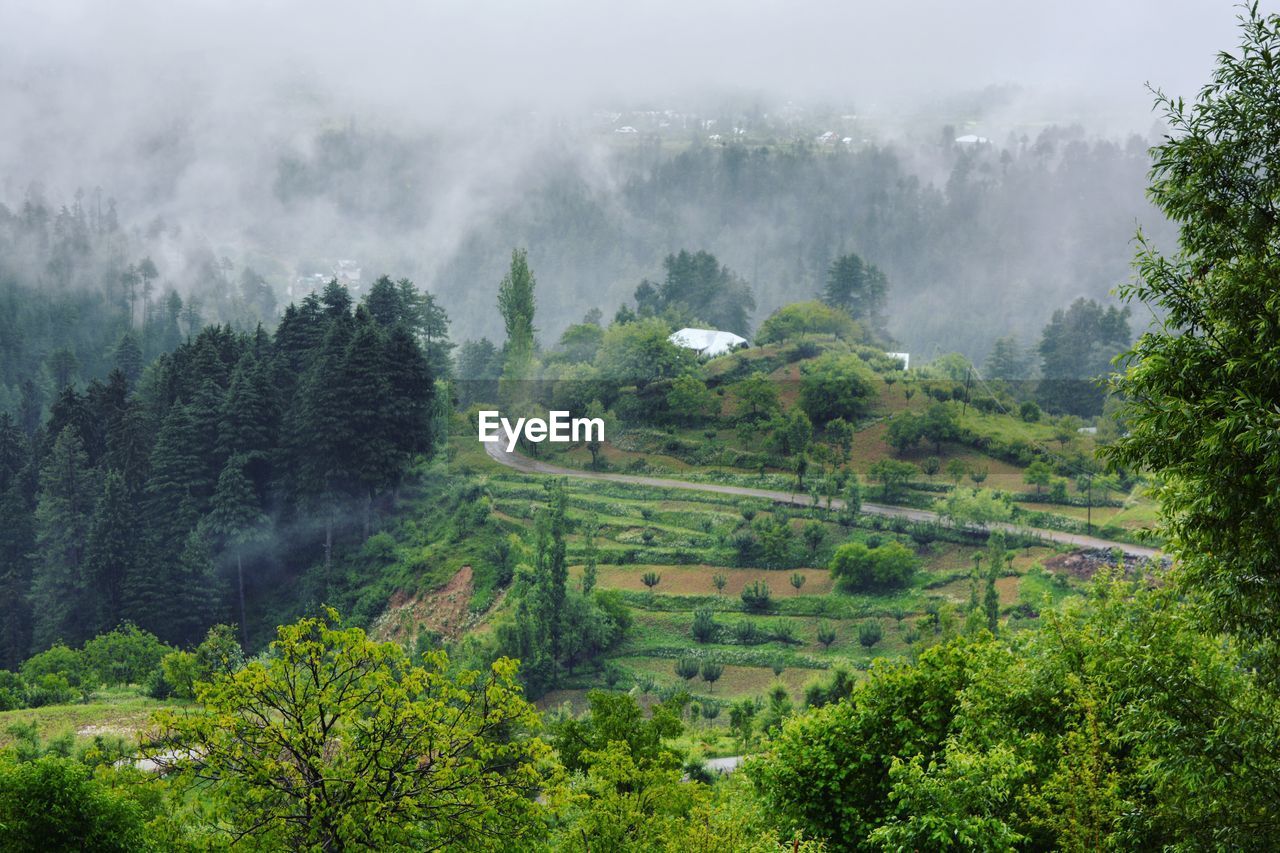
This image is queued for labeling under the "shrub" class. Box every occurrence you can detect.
[830,540,919,592]
[0,756,151,850]
[82,625,172,687]
[772,620,799,644]
[858,620,884,648]
[1020,400,1042,422]
[700,660,724,691]
[734,620,765,645]
[21,645,91,690]
[0,671,26,711]
[798,353,879,426]
[675,657,701,681]
[816,623,837,649]
[741,581,774,612]
[24,674,76,707]
[756,301,862,344]
[641,571,661,591]
[691,608,718,643]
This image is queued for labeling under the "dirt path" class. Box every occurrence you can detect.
[484,443,1162,560]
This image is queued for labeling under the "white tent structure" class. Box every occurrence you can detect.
[669,327,747,357]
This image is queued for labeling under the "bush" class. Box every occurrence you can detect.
[0,756,152,850]
[830,540,919,592]
[21,644,91,690]
[756,301,862,344]
[24,674,77,708]
[734,620,765,645]
[1020,400,1042,422]
[675,657,701,681]
[82,625,172,687]
[691,607,718,643]
[0,671,25,711]
[741,581,774,612]
[798,353,879,426]
[858,620,884,648]
[816,623,837,649]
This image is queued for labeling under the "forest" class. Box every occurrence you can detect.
[3,5,1280,852]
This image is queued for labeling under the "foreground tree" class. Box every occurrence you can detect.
[149,610,552,850]
[1104,6,1280,670]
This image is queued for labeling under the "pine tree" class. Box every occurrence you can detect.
[169,527,220,647]
[284,320,353,573]
[30,427,95,649]
[84,470,135,634]
[207,457,269,648]
[0,483,34,667]
[219,352,278,497]
[338,313,397,528]
[383,324,435,459]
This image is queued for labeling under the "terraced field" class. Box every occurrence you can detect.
[473,454,1088,709]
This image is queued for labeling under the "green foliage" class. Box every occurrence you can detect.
[740,580,773,613]
[829,540,918,592]
[1037,297,1130,416]
[731,371,781,421]
[691,607,718,643]
[675,656,701,681]
[867,458,916,500]
[21,643,90,690]
[0,756,152,851]
[666,373,717,424]
[596,317,690,391]
[797,353,878,426]
[1101,10,1280,657]
[151,609,552,850]
[1019,400,1041,422]
[700,659,724,690]
[937,487,1013,530]
[756,300,861,345]
[857,620,884,648]
[81,625,171,688]
[822,253,889,336]
[642,571,662,590]
[642,249,756,336]
[553,689,683,775]
[749,638,985,843]
[816,622,837,649]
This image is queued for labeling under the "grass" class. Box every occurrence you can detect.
[0,687,185,749]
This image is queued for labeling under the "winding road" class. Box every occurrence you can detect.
[483,443,1162,560]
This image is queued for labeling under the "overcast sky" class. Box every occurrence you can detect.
[0,0,1253,123]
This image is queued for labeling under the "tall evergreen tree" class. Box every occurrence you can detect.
[823,253,888,335]
[30,427,95,649]
[219,352,278,497]
[207,457,269,648]
[384,325,435,460]
[84,470,135,634]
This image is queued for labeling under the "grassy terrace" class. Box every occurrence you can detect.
[457,435,1092,710]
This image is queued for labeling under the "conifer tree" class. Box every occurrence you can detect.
[207,456,268,647]
[30,427,95,649]
[84,470,135,634]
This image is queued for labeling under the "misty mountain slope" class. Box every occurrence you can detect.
[405,131,1172,357]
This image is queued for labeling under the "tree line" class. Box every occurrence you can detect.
[0,277,440,666]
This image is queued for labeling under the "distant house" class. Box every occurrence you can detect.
[670,328,748,358]
[954,134,990,145]
[885,352,910,370]
[614,126,638,134]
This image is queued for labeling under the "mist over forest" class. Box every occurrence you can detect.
[0,0,1235,362]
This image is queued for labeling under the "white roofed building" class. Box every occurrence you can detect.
[670,327,748,357]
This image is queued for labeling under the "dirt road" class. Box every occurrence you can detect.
[483,443,1162,560]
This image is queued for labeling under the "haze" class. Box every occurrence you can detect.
[0,0,1257,355]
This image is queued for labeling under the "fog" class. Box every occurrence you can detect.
[0,0,1257,356]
